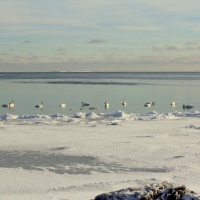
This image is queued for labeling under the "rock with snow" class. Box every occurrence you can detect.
[94,182,200,200]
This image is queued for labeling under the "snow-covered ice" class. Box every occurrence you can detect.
[0,111,200,200]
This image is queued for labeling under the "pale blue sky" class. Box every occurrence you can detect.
[1,0,200,72]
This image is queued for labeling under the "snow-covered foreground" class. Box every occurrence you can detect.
[0,111,200,200]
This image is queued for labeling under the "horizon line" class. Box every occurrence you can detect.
[1,71,200,73]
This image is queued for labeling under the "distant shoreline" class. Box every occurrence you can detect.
[1,71,200,73]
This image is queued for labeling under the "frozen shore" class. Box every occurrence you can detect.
[0,111,200,200]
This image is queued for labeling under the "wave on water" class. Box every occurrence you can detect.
[1,110,200,125]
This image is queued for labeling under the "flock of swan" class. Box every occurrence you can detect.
[0,101,111,110]
[143,101,194,109]
[1,100,194,110]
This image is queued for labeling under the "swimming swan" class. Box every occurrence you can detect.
[60,104,67,108]
[171,101,177,106]
[122,99,127,106]
[81,102,90,106]
[35,102,43,108]
[183,104,193,109]
[104,102,109,108]
[8,101,14,108]
[144,103,152,107]
[144,102,155,107]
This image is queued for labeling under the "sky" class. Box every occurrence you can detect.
[1,0,200,72]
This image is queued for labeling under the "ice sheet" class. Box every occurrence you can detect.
[0,111,199,200]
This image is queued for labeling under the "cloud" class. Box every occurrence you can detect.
[55,52,68,56]
[87,39,107,44]
[52,57,63,60]
[185,41,198,45]
[186,46,200,50]
[142,0,200,12]
[116,26,161,31]
[0,53,9,56]
[153,43,200,51]
[23,40,32,43]
[165,45,184,51]
[152,45,184,51]
[57,48,66,52]
[140,8,186,17]
[194,27,200,31]
[152,46,165,51]
[1,52,200,72]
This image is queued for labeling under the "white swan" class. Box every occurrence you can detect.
[81,102,90,106]
[60,104,67,108]
[122,99,127,106]
[35,102,43,108]
[183,104,193,109]
[104,102,109,108]
[144,102,155,107]
[8,101,14,108]
[171,101,177,106]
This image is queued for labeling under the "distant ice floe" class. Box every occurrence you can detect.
[1,110,200,125]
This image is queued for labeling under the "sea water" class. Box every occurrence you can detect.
[0,72,200,116]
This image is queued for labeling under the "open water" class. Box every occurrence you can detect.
[0,72,200,115]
